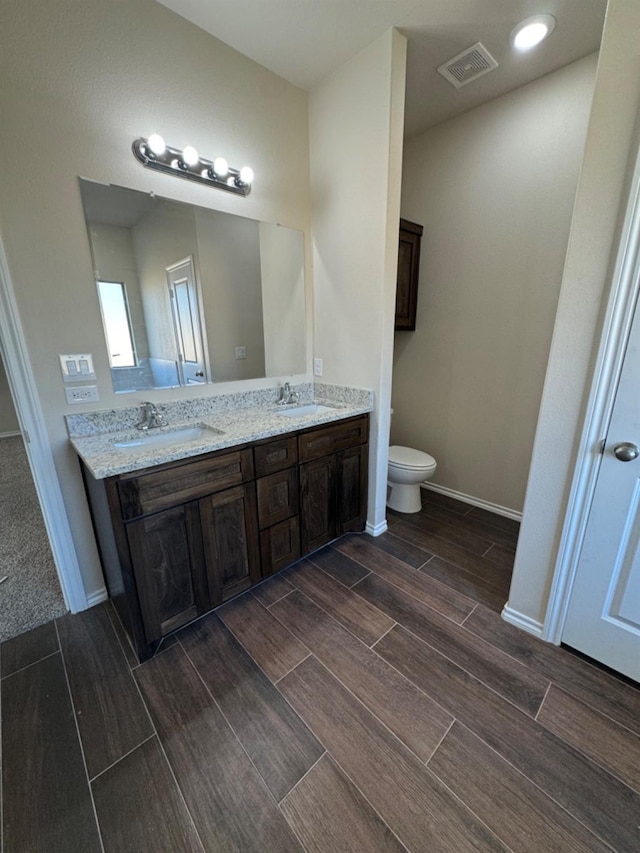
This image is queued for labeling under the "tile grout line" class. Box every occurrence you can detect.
[105,602,137,669]
[54,620,106,853]
[534,682,552,722]
[442,720,620,853]
[460,603,479,626]
[277,750,327,806]
[88,733,157,784]
[350,563,475,629]
[341,561,540,688]
[369,622,397,649]
[547,678,640,738]
[128,649,207,853]
[422,747,518,853]
[219,600,312,684]
[0,649,61,681]
[299,748,412,853]
[332,539,481,621]
[390,510,497,559]
[282,571,394,649]
[424,718,455,766]
[382,522,512,585]
[375,617,545,721]
[177,635,309,811]
[271,620,442,769]
[130,639,178,671]
[274,652,312,685]
[253,585,295,610]
[304,552,368,591]
[534,687,640,797]
[414,510,500,555]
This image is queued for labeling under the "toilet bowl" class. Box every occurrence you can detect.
[387,445,437,513]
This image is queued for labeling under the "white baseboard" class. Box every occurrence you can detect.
[421,483,522,522]
[501,603,543,638]
[366,519,388,537]
[86,587,108,608]
[0,430,20,439]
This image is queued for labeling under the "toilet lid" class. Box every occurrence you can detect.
[389,445,436,471]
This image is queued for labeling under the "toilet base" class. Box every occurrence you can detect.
[387,481,423,513]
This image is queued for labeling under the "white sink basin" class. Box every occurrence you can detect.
[276,404,335,418]
[113,425,223,449]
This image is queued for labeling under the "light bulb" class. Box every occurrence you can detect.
[213,157,229,177]
[511,15,556,51]
[240,166,254,185]
[182,146,199,167]
[146,134,166,156]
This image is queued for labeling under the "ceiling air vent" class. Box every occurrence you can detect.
[437,42,498,89]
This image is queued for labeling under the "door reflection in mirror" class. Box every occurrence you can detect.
[79,179,306,393]
[166,257,207,385]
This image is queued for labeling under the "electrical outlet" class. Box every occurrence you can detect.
[313,357,323,377]
[65,385,100,405]
[235,346,247,360]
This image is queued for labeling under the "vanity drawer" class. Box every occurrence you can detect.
[254,436,298,477]
[118,448,254,520]
[298,416,368,463]
[256,468,299,529]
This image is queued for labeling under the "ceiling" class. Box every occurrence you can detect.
[157,0,607,137]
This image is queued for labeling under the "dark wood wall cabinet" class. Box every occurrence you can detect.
[83,415,369,661]
[395,218,423,331]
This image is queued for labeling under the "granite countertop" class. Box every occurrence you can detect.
[68,383,373,479]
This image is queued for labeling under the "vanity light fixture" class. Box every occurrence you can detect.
[132,135,254,196]
[510,14,556,51]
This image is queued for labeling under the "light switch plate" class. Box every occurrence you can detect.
[313,357,323,377]
[235,346,247,360]
[60,353,96,382]
[65,385,100,405]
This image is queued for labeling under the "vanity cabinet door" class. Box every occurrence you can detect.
[300,455,338,555]
[200,483,261,605]
[260,517,300,577]
[126,503,208,645]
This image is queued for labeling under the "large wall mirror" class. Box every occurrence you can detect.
[79,179,306,393]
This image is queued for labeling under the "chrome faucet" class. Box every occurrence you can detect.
[136,402,166,430]
[277,382,299,406]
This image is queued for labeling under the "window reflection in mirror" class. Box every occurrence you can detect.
[79,179,306,393]
[97,280,136,368]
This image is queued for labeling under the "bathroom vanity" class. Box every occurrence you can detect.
[71,387,370,661]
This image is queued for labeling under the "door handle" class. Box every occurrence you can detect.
[195,371,204,377]
[613,442,640,462]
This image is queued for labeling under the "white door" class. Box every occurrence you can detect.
[563,293,640,682]
[166,256,207,385]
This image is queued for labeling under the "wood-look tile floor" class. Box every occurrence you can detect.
[2,491,640,852]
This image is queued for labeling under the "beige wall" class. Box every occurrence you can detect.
[0,358,19,435]
[394,54,597,513]
[0,0,311,598]
[260,222,306,377]
[195,208,266,381]
[509,0,640,625]
[310,28,407,532]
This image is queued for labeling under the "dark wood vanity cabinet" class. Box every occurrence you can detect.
[395,218,423,331]
[85,414,368,661]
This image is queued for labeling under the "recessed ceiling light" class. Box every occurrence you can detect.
[510,14,556,51]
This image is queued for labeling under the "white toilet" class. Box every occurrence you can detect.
[387,445,437,513]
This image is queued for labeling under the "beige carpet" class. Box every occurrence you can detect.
[0,435,67,642]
